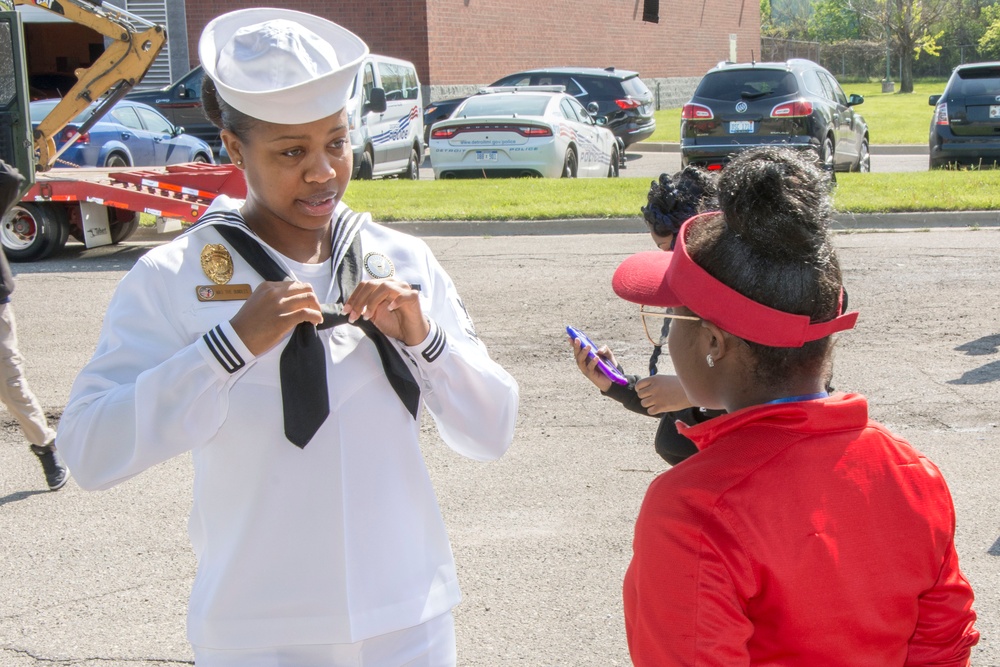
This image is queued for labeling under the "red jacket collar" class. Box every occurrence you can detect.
[678,393,870,452]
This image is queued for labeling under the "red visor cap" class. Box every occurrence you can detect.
[611,216,858,348]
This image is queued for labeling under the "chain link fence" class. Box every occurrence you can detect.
[762,37,982,82]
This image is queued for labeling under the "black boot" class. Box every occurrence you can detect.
[31,443,69,491]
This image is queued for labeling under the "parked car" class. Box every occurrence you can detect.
[30,98,215,168]
[928,62,1000,169]
[124,65,221,154]
[346,54,424,180]
[680,58,870,173]
[428,87,620,179]
[424,67,655,149]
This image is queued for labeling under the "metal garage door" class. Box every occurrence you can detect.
[122,0,170,90]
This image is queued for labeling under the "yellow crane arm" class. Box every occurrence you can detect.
[13,0,166,170]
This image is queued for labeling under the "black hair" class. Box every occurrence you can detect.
[684,147,842,389]
[641,166,719,239]
[201,74,258,140]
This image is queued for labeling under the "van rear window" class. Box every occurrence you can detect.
[953,68,1000,97]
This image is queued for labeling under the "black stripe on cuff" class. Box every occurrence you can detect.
[204,326,245,374]
[421,323,446,363]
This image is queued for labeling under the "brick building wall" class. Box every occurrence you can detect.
[182,0,758,105]
[184,0,431,78]
[426,0,760,83]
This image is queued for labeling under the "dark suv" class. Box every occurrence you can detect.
[681,59,869,173]
[929,62,1000,169]
[125,65,220,153]
[424,67,655,148]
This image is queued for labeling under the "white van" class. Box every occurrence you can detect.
[347,54,424,180]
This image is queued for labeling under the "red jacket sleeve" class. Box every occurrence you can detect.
[624,497,756,666]
[905,536,979,666]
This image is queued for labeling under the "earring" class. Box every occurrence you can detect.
[236,159,243,167]
[706,354,715,368]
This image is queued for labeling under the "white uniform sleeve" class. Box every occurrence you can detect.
[400,249,518,462]
[59,256,256,490]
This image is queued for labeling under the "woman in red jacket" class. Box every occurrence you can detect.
[611,146,979,666]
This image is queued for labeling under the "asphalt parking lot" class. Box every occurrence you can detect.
[419,143,931,179]
[2,226,999,666]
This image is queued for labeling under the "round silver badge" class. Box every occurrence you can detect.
[735,101,748,113]
[363,252,395,279]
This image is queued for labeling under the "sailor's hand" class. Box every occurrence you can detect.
[343,279,429,346]
[230,281,323,355]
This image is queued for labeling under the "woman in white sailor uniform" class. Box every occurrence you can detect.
[58,8,519,666]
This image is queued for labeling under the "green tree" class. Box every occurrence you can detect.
[847,0,952,93]
[809,0,864,40]
[978,3,1000,58]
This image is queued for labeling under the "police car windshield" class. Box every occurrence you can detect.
[458,95,551,118]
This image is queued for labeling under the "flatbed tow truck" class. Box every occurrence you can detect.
[0,0,245,261]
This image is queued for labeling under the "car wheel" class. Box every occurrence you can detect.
[0,203,68,262]
[193,153,211,164]
[855,139,870,172]
[402,147,419,180]
[110,211,140,244]
[561,147,577,178]
[104,152,130,168]
[357,149,374,180]
[608,147,620,178]
[819,136,835,173]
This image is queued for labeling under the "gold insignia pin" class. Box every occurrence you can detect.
[201,244,234,285]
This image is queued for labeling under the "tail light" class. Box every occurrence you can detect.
[431,127,457,139]
[934,103,949,125]
[58,125,89,145]
[706,164,724,171]
[431,124,553,139]
[681,103,714,120]
[615,97,642,110]
[770,100,814,118]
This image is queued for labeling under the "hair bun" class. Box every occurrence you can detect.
[717,148,831,261]
[642,167,718,238]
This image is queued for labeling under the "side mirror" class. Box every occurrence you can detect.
[595,116,607,126]
[587,101,600,115]
[173,126,185,137]
[366,87,387,114]
[847,94,864,106]
[178,87,196,100]
[929,94,941,106]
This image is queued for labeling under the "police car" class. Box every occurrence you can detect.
[428,87,619,179]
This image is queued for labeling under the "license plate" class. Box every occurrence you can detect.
[476,151,499,162]
[991,105,1000,119]
[729,121,755,133]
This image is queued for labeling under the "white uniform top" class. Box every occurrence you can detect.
[59,197,519,650]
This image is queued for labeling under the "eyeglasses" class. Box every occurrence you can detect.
[640,305,701,347]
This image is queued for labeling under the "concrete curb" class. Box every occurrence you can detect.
[628,142,928,156]
[379,211,1000,237]
[134,212,999,244]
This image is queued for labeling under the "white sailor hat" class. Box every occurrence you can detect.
[198,7,369,125]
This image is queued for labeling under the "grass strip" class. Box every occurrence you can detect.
[339,171,1000,221]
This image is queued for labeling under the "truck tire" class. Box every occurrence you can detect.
[1,203,68,262]
[110,211,140,244]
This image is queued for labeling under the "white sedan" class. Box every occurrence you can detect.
[428,87,620,179]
